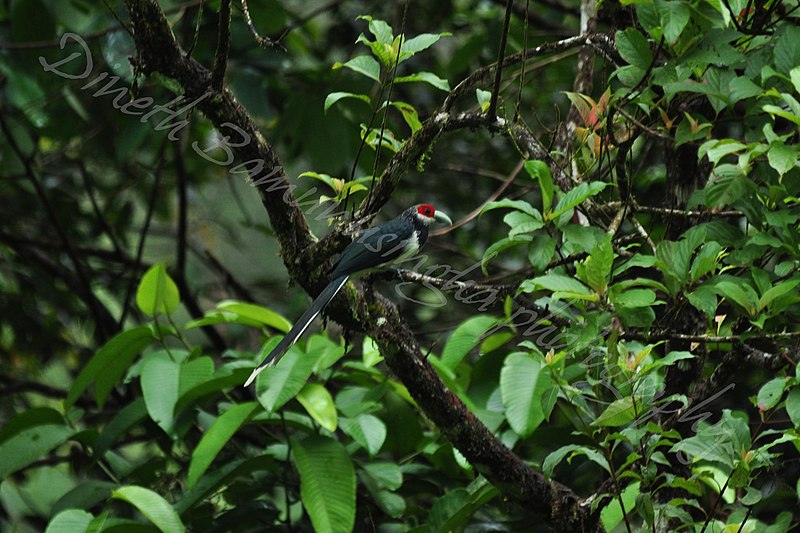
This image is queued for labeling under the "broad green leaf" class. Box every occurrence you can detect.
[0,419,73,478]
[612,288,657,308]
[500,353,553,437]
[690,241,723,282]
[527,233,557,272]
[656,0,690,44]
[45,510,93,533]
[592,397,637,427]
[360,16,393,44]
[716,280,759,316]
[773,25,800,75]
[550,181,606,219]
[759,279,800,311]
[757,378,787,412]
[141,352,180,434]
[542,444,610,477]
[390,101,422,133]
[292,436,356,533]
[767,142,798,176]
[601,482,639,531]
[297,383,338,432]
[504,211,544,237]
[441,315,498,369]
[340,414,386,455]
[333,56,381,83]
[66,326,155,409]
[524,160,555,213]
[394,71,450,91]
[111,486,185,533]
[728,77,762,104]
[616,28,653,69]
[786,387,800,427]
[763,104,800,128]
[256,345,317,412]
[519,273,595,301]
[136,263,180,316]
[576,235,613,294]
[481,198,541,218]
[401,33,447,55]
[700,139,747,164]
[217,300,291,333]
[324,92,370,112]
[187,402,258,489]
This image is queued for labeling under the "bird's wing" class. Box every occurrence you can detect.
[330,218,414,278]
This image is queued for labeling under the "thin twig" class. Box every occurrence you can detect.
[211,0,231,91]
[241,0,286,50]
[488,0,515,119]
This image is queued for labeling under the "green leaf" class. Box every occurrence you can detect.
[728,77,763,104]
[217,300,291,332]
[256,344,318,412]
[441,315,498,369]
[504,211,544,237]
[656,0,690,44]
[786,387,800,427]
[360,16,393,44]
[136,263,180,317]
[66,326,155,409]
[576,235,613,294]
[45,510,94,533]
[757,378,787,412]
[500,353,553,437]
[616,28,653,69]
[763,104,800,128]
[333,56,381,83]
[390,101,422,133]
[111,486,185,533]
[527,233,557,272]
[687,285,718,319]
[394,71,450,91]
[773,25,800,75]
[0,415,73,478]
[550,181,606,219]
[690,241,723,282]
[141,352,181,434]
[292,436,356,533]
[542,444,611,477]
[716,280,759,316]
[519,273,596,301]
[401,33,447,55]
[187,402,258,489]
[612,288,657,308]
[767,142,798,176]
[297,383,338,432]
[524,160,555,213]
[593,397,637,427]
[481,198,541,218]
[340,414,386,455]
[759,279,800,311]
[324,92,371,113]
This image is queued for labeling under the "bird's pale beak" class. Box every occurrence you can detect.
[434,211,453,225]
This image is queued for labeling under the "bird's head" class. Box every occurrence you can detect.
[409,203,453,226]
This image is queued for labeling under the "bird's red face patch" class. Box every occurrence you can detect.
[417,204,435,218]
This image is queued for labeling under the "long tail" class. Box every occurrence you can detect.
[243,275,350,387]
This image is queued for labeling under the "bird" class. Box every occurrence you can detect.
[244,203,453,386]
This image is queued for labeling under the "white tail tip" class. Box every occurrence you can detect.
[243,365,266,387]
